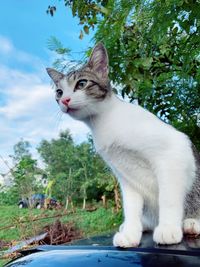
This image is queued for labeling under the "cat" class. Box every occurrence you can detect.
[46,43,200,247]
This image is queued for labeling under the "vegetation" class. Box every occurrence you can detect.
[0,131,120,209]
[47,0,200,149]
[0,205,122,266]
[0,132,121,265]
[37,130,120,209]
[0,206,121,242]
[0,130,122,266]
[0,140,44,205]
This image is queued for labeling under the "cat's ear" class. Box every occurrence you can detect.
[46,68,64,84]
[87,43,109,79]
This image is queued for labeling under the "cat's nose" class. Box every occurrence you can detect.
[61,97,71,106]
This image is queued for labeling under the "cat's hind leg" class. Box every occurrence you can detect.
[183,178,200,236]
[183,218,200,236]
[153,163,187,245]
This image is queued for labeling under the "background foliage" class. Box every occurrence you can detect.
[37,130,117,208]
[48,0,200,149]
[0,132,117,209]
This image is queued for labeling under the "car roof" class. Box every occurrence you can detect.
[5,232,200,267]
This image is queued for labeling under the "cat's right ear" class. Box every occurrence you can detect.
[87,43,109,80]
[46,68,64,84]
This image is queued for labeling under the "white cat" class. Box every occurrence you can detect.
[47,43,200,247]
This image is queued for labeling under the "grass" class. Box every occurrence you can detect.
[76,207,122,236]
[0,205,122,266]
[0,206,66,241]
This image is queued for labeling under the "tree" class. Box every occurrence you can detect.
[4,140,41,203]
[38,130,117,208]
[12,156,38,199]
[37,130,77,206]
[38,130,74,175]
[75,142,95,209]
[47,0,200,149]
[12,139,31,162]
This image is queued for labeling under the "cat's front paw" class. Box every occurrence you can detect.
[113,228,142,248]
[153,224,183,245]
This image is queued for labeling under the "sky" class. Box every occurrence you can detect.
[0,1,93,174]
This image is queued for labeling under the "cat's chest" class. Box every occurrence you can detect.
[96,141,158,201]
[90,107,158,200]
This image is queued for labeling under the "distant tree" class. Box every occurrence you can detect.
[12,139,31,162]
[5,140,41,203]
[38,130,79,206]
[38,130,74,175]
[12,156,38,199]
[38,130,118,208]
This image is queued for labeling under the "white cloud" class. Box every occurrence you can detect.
[0,35,89,174]
[0,35,14,54]
[0,83,52,119]
[0,63,52,119]
[0,35,47,74]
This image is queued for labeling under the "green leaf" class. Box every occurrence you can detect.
[83,25,89,34]
[79,30,84,40]
[141,57,153,68]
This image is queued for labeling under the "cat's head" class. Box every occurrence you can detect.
[46,43,111,121]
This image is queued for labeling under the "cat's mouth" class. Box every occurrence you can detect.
[67,107,79,113]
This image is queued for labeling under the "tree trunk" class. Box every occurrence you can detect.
[82,197,86,210]
[101,195,107,208]
[71,198,75,213]
[82,186,87,210]
[65,196,69,210]
[114,183,121,212]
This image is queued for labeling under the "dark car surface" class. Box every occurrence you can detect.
[18,194,57,209]
[4,233,200,267]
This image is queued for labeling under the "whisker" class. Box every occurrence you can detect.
[50,109,63,132]
[47,109,59,121]
[55,111,63,131]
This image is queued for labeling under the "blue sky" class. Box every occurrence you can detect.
[0,1,93,174]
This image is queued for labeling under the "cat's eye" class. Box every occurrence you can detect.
[56,89,63,98]
[75,79,88,91]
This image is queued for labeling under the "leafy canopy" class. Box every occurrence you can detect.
[48,0,200,149]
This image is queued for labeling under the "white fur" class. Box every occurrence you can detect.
[183,218,200,235]
[55,76,196,247]
[85,94,196,246]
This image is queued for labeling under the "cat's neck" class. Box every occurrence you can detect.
[83,92,121,130]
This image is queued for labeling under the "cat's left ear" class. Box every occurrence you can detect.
[87,43,109,79]
[46,68,64,84]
